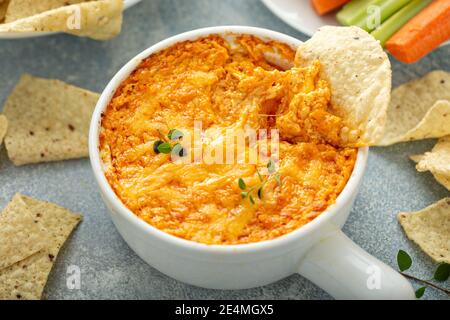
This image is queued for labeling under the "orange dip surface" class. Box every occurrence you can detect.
[99,35,357,245]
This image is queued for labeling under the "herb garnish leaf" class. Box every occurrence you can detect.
[415,286,426,299]
[153,140,164,154]
[155,129,185,156]
[257,187,263,199]
[168,129,184,140]
[237,158,280,205]
[433,263,450,282]
[238,178,247,190]
[274,173,281,187]
[267,159,276,174]
[396,250,450,298]
[157,142,172,154]
[172,143,187,157]
[397,250,412,272]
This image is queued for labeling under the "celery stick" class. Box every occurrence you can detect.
[337,0,382,26]
[355,0,413,32]
[371,0,432,46]
[378,0,413,20]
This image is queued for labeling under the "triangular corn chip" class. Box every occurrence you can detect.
[410,148,450,192]
[0,0,123,40]
[379,71,450,146]
[416,136,450,177]
[3,74,99,166]
[398,198,450,264]
[4,0,89,23]
[0,194,49,270]
[0,194,82,300]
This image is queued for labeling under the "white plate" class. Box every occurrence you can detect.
[261,0,450,47]
[0,0,142,39]
[261,0,338,37]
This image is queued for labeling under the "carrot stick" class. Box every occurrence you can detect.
[370,0,432,46]
[311,0,350,15]
[386,0,450,64]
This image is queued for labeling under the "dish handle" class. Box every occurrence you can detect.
[297,230,416,300]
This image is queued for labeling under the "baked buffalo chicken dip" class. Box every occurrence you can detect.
[99,34,358,245]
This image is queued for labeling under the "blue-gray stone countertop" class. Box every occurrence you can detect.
[0,0,448,300]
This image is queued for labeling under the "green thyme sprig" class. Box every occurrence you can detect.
[238,159,282,205]
[397,249,450,298]
[153,129,187,157]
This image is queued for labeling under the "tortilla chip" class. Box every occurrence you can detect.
[433,174,450,191]
[398,198,450,264]
[0,194,82,300]
[0,251,48,300]
[3,74,99,166]
[416,136,450,177]
[0,115,7,146]
[295,26,391,146]
[0,194,49,270]
[409,154,424,163]
[0,0,9,22]
[4,0,89,23]
[410,151,450,191]
[0,0,123,40]
[378,71,450,146]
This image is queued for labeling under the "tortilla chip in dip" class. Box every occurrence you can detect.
[4,0,89,23]
[295,26,391,146]
[3,74,99,166]
[378,71,450,146]
[0,194,82,300]
[398,198,450,264]
[0,0,123,40]
[0,194,49,270]
[0,115,7,146]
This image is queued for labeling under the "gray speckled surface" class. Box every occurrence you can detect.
[0,0,449,300]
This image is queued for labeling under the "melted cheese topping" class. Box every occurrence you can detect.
[100,35,357,245]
